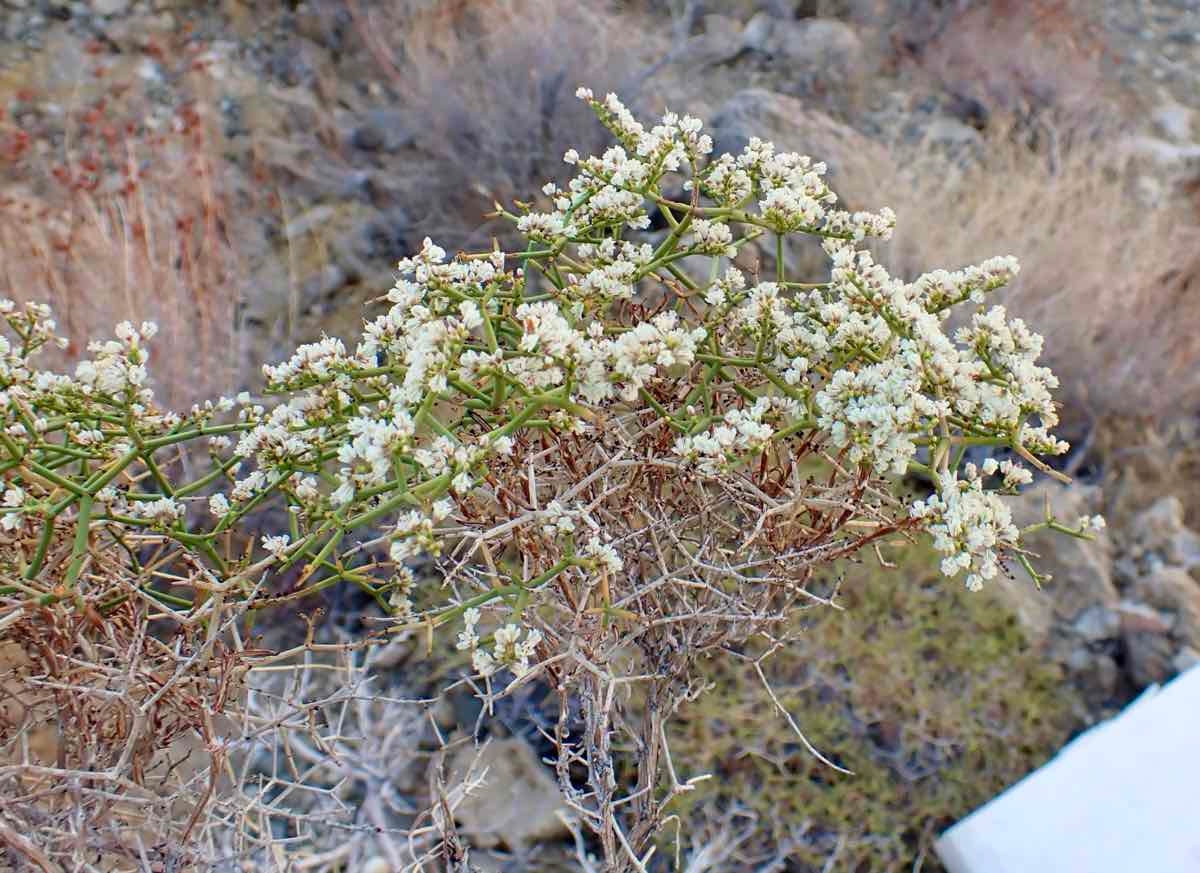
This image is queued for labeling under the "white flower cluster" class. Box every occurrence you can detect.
[456,608,543,678]
[689,219,737,257]
[125,495,184,527]
[581,535,623,576]
[607,312,706,402]
[1,485,25,532]
[73,320,157,397]
[816,361,935,475]
[673,397,791,474]
[569,240,654,304]
[389,502,452,563]
[910,468,1020,591]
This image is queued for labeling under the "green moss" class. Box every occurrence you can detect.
[667,543,1079,871]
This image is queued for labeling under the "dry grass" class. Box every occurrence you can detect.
[873,0,1118,128]
[0,61,247,407]
[877,131,1200,432]
[342,0,675,249]
[670,544,1079,872]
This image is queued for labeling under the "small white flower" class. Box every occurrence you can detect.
[1,486,25,531]
[262,534,290,559]
[209,493,230,518]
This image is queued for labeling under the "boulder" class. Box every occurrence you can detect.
[92,0,130,16]
[1130,566,1200,647]
[1152,102,1193,142]
[1173,647,1200,673]
[449,738,569,850]
[1064,648,1119,701]
[1072,604,1120,642]
[922,117,984,150]
[740,11,775,54]
[1124,630,1175,688]
[348,110,415,154]
[1114,601,1173,636]
[1128,496,1200,569]
[763,18,864,81]
[672,15,745,70]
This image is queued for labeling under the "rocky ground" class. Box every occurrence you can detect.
[2,1,1199,870]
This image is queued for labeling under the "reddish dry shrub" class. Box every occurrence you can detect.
[0,526,251,870]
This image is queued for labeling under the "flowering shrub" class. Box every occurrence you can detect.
[0,90,1096,868]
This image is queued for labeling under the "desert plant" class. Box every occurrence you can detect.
[0,90,1095,870]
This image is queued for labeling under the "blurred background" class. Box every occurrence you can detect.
[1,0,1198,869]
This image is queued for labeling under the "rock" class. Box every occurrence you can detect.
[1131,566,1200,646]
[1064,648,1119,701]
[1173,647,1200,673]
[922,117,984,150]
[1114,601,1173,636]
[297,264,348,311]
[449,738,569,850]
[1152,102,1193,141]
[360,858,391,873]
[675,31,743,69]
[91,0,128,14]
[1004,484,1117,628]
[1073,604,1120,642]
[1128,496,1200,569]
[702,13,741,42]
[741,11,774,54]
[1124,135,1200,172]
[763,17,864,81]
[349,110,415,154]
[1124,630,1175,688]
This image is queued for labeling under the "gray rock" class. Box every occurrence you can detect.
[1128,496,1200,569]
[1073,605,1120,642]
[1152,102,1194,141]
[1131,566,1200,646]
[741,11,774,54]
[1125,630,1175,688]
[298,264,348,311]
[449,738,569,850]
[1173,646,1200,673]
[1114,601,1173,636]
[708,89,890,196]
[1065,648,1119,700]
[922,117,984,150]
[674,16,744,70]
[350,110,415,154]
[1124,135,1200,171]
[91,0,128,14]
[763,17,864,80]
[702,13,742,41]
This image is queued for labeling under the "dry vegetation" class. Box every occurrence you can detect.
[0,65,247,407]
[1,1,1198,871]
[339,0,675,250]
[668,544,1077,872]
